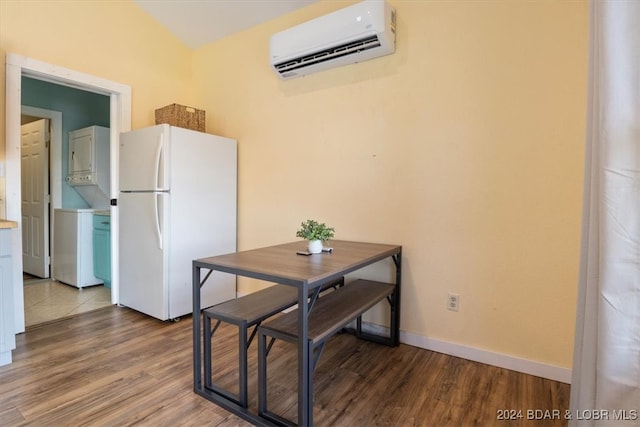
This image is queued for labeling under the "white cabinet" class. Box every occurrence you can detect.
[0,224,17,366]
[52,209,102,288]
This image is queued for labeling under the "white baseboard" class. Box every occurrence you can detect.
[234,290,572,384]
[361,322,572,384]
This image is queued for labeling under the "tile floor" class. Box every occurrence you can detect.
[23,277,112,328]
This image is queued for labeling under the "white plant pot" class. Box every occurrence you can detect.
[308,239,323,254]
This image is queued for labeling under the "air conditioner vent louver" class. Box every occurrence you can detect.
[274,35,381,75]
[269,0,396,80]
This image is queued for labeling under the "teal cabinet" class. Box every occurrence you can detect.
[92,214,111,288]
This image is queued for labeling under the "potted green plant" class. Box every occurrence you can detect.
[296,219,335,254]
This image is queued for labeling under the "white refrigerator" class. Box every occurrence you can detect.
[119,124,237,321]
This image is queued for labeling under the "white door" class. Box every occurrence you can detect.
[21,119,50,278]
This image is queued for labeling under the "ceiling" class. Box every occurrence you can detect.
[133,0,318,49]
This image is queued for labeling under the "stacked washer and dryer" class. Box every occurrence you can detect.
[52,125,109,288]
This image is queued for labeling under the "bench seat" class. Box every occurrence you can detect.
[259,279,395,345]
[202,277,343,407]
[257,279,395,425]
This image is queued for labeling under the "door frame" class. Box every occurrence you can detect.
[21,108,62,279]
[5,53,131,333]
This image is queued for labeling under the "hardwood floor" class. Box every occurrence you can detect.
[0,306,570,426]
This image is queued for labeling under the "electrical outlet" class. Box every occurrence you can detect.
[447,293,460,312]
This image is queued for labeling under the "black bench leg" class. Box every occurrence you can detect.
[204,314,212,388]
[258,329,267,416]
[238,321,248,407]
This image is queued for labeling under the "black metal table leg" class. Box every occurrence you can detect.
[192,263,202,391]
[298,283,311,426]
[392,250,402,346]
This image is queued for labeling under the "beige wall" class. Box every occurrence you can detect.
[0,0,588,370]
[194,0,588,369]
[0,0,194,139]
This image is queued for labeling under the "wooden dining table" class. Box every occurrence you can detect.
[192,239,402,426]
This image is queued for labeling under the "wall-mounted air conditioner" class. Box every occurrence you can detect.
[269,0,396,80]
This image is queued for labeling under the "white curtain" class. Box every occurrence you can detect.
[569,1,640,426]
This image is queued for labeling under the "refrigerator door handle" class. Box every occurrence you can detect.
[154,132,164,190]
[154,193,163,250]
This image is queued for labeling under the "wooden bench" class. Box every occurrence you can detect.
[202,277,344,407]
[256,279,396,424]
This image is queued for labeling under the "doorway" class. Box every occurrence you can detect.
[20,107,63,253]
[20,109,113,328]
[5,53,132,333]
[20,118,51,279]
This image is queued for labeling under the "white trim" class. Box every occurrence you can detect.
[362,323,572,384]
[233,292,572,384]
[5,53,132,334]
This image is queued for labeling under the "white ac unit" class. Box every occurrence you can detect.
[269,0,396,80]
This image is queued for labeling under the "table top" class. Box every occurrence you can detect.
[0,220,18,229]
[194,240,401,287]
